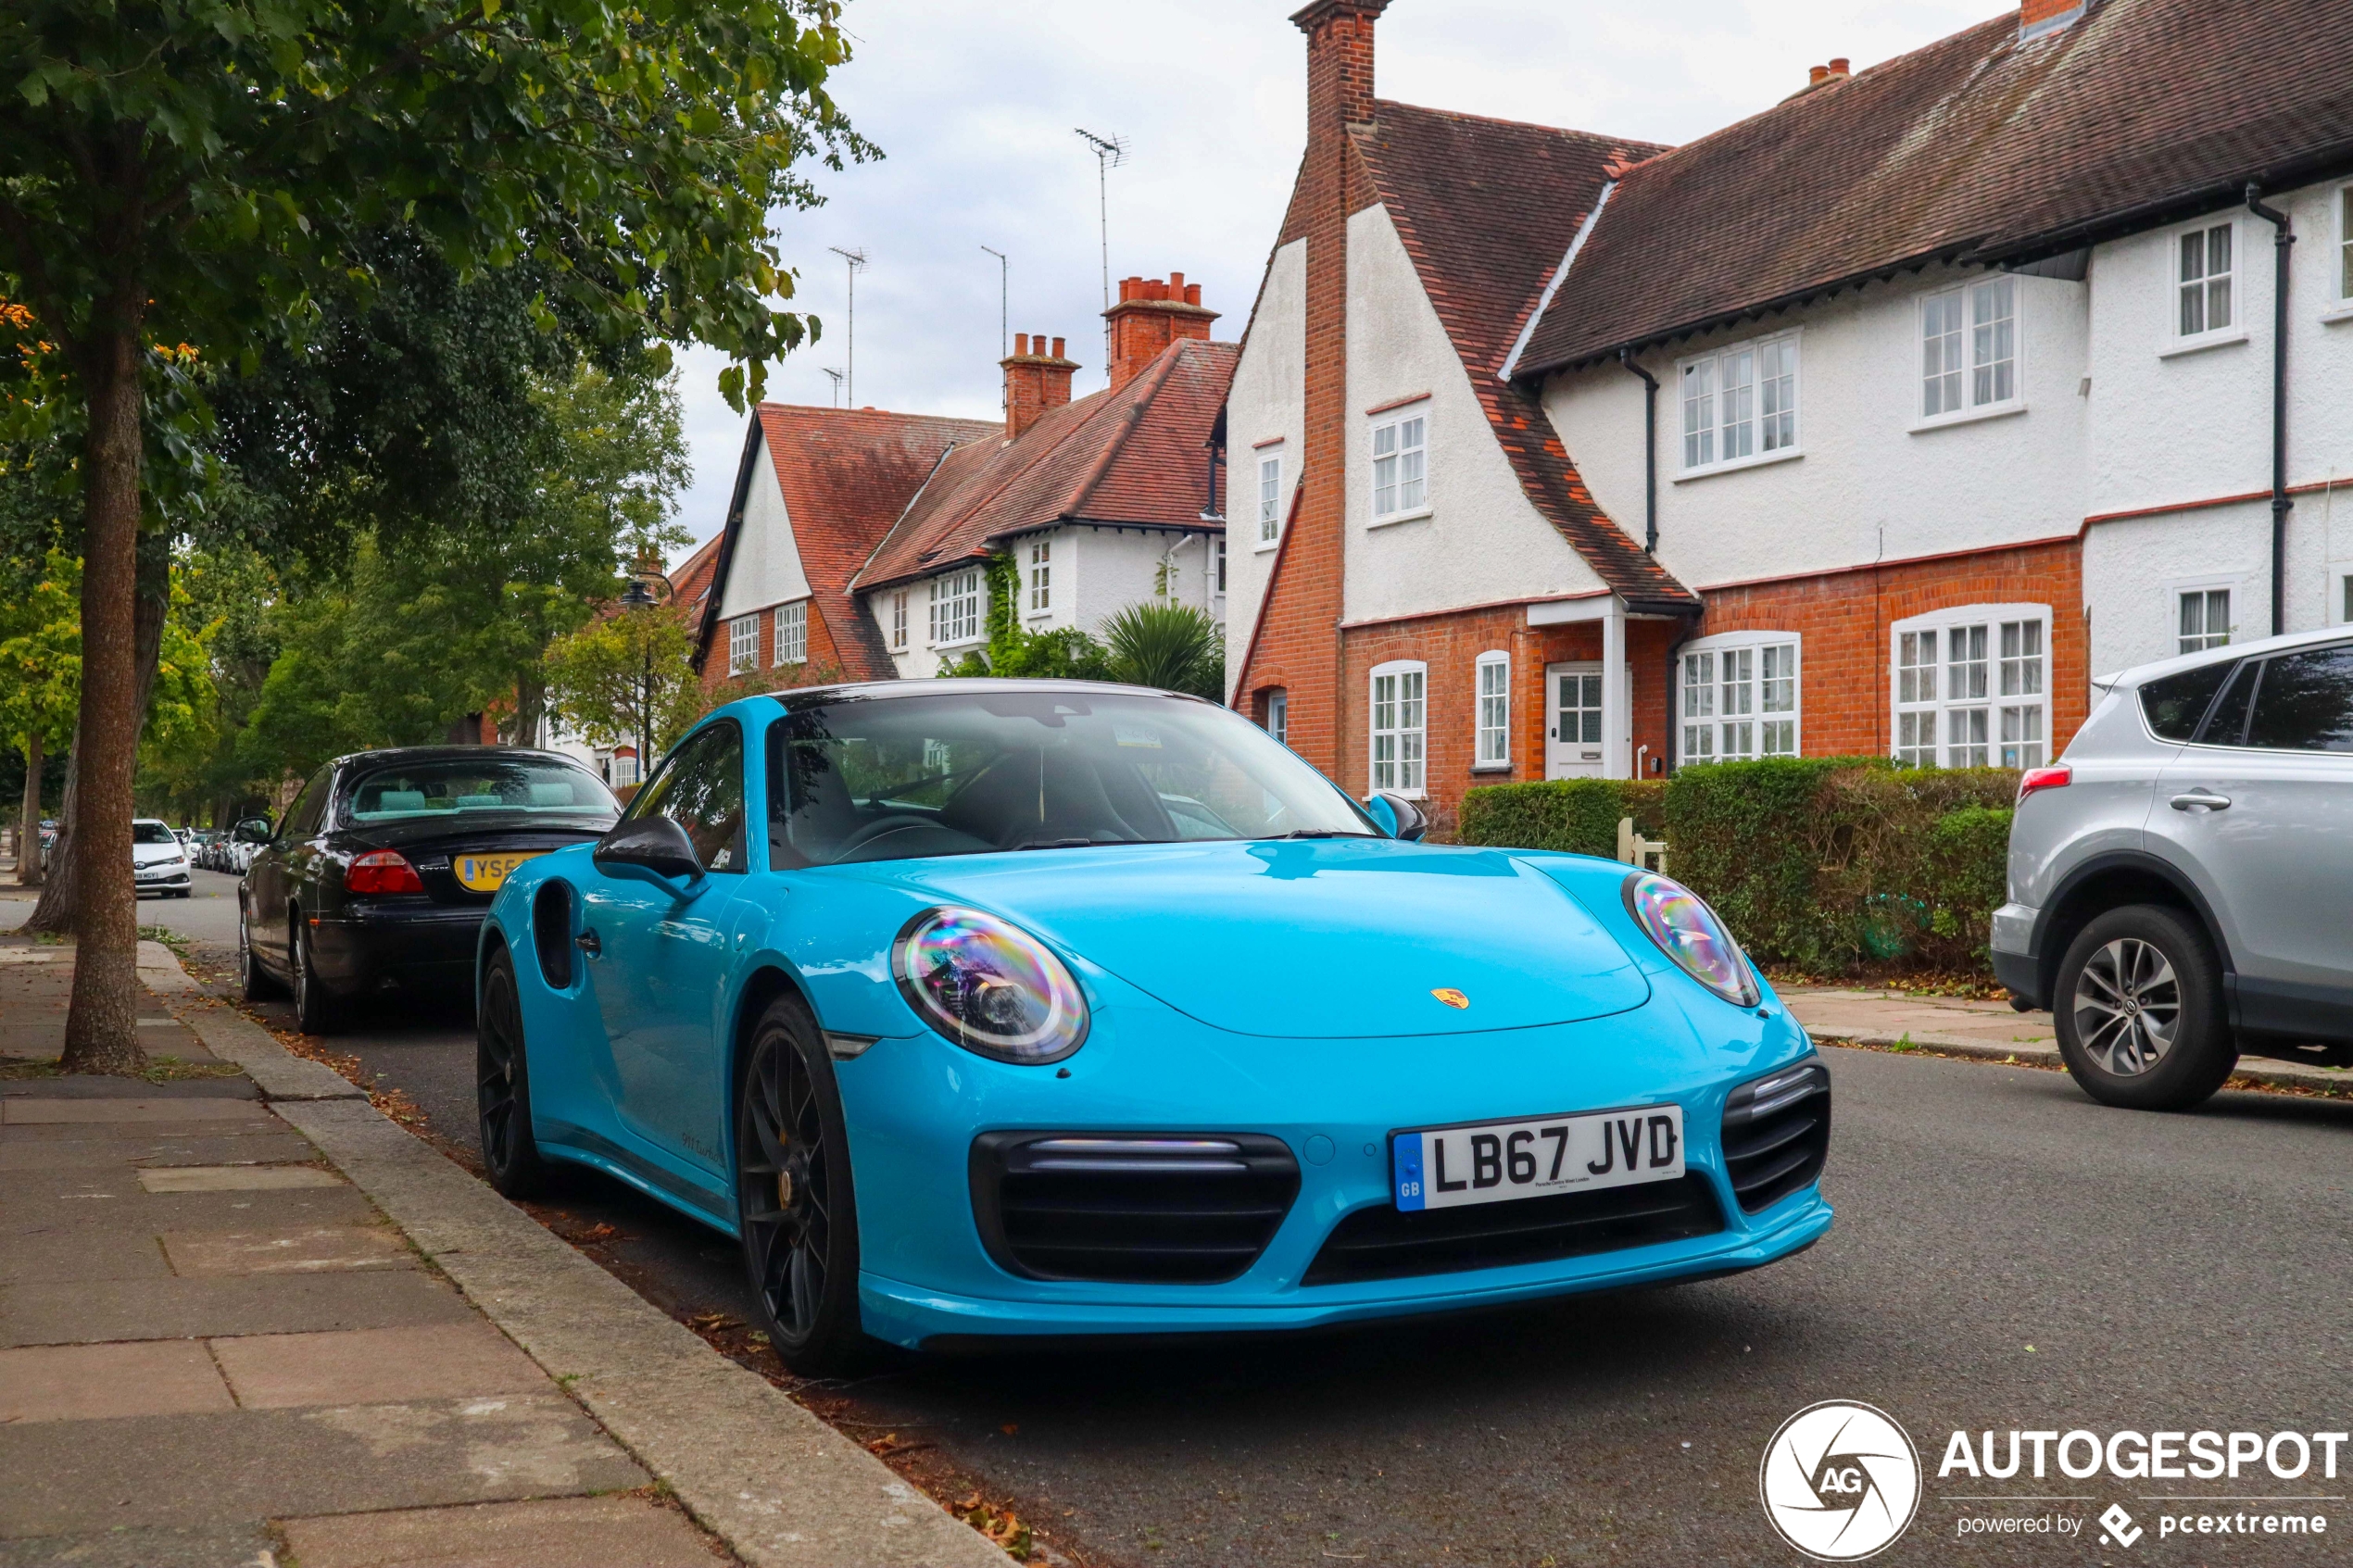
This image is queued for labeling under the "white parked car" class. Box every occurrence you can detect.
[132,818,194,899]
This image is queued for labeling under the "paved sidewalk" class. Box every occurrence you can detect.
[1782,984,2353,1092]
[0,935,718,1567]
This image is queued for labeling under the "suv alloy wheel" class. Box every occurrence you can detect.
[2053,904,2235,1110]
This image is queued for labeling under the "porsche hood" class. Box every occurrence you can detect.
[858,839,1650,1038]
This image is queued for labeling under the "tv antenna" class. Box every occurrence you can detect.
[1075,128,1127,379]
[821,367,846,408]
[979,245,1009,359]
[826,245,868,406]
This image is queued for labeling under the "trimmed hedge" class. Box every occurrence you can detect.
[1461,758,2017,975]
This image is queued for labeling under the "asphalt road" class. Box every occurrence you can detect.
[141,872,2353,1564]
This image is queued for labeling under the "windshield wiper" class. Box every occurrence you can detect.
[1010,837,1101,851]
[1264,829,1378,840]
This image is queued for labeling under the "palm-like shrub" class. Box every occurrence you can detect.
[1101,601,1223,698]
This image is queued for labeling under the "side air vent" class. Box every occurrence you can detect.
[532,881,574,990]
[1720,1060,1831,1213]
[1302,1173,1724,1286]
[970,1132,1301,1285]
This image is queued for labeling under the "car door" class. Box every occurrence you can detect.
[578,721,749,1176]
[2150,641,2353,1035]
[248,768,330,977]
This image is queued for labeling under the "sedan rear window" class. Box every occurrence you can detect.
[345,759,621,824]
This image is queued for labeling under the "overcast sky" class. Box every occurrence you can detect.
[666,0,2016,560]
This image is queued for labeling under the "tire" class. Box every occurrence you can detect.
[290,920,342,1035]
[477,947,551,1198]
[238,898,284,1001]
[2054,904,2235,1110]
[735,993,866,1374]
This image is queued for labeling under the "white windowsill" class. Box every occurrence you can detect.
[1672,446,1804,484]
[2322,301,2353,326]
[1253,538,1279,553]
[931,635,986,652]
[1469,763,1511,774]
[1372,789,1428,801]
[1367,507,1435,530]
[1909,401,2027,434]
[2158,327,2248,359]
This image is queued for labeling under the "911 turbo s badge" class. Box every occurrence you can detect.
[1430,988,1470,1010]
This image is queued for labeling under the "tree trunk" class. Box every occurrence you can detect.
[28,550,167,936]
[515,666,547,749]
[57,328,147,1076]
[15,732,41,887]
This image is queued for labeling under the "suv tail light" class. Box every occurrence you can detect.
[346,849,424,895]
[2017,765,2072,803]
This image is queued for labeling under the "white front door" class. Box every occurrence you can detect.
[1546,662,1606,778]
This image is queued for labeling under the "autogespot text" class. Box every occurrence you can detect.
[1939,1429,2349,1481]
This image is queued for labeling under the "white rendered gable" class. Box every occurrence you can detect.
[716,434,812,621]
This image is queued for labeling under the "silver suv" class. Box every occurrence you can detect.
[1994,625,2353,1110]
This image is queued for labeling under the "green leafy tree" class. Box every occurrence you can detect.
[0,548,80,885]
[544,609,706,762]
[0,0,863,1069]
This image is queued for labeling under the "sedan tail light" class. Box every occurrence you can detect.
[2017,764,2072,803]
[346,849,425,896]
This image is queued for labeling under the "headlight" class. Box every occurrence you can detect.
[1621,872,1758,1007]
[893,906,1089,1064]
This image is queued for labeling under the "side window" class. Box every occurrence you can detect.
[2140,660,2234,741]
[283,767,333,839]
[2244,646,2353,753]
[2196,659,2259,746]
[630,722,748,872]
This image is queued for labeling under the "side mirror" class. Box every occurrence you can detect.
[1365,793,1428,843]
[593,815,706,890]
[234,818,273,845]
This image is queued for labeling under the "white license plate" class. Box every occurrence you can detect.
[1391,1105,1685,1212]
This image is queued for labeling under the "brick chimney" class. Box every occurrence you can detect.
[1103,273,1219,392]
[2020,0,2086,40]
[1000,332,1077,440]
[1294,0,1387,135]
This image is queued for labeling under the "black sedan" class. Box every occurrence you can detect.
[235,746,622,1032]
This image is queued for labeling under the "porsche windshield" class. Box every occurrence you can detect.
[767,690,1377,866]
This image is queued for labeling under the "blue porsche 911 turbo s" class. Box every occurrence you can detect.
[474,680,1831,1369]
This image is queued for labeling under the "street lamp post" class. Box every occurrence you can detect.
[618,574,665,790]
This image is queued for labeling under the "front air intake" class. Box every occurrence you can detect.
[1302,1174,1724,1286]
[1720,1060,1831,1213]
[970,1132,1300,1284]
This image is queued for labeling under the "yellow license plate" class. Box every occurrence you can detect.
[455,852,541,892]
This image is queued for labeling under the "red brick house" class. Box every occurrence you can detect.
[696,280,1236,685]
[1228,0,2353,830]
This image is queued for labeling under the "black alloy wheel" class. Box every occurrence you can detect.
[238,897,283,1001]
[290,919,340,1035]
[736,994,865,1373]
[477,948,549,1198]
[2054,903,2235,1111]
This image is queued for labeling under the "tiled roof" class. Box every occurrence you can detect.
[697,406,999,680]
[668,531,724,610]
[1349,104,1695,610]
[852,337,1237,593]
[1516,0,2353,374]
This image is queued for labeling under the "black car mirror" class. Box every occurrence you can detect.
[593,815,707,890]
[1367,793,1428,843]
[234,817,273,845]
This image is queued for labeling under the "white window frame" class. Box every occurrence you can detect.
[1889,603,2050,770]
[888,591,908,651]
[1676,331,1801,479]
[930,569,983,648]
[1027,537,1051,616]
[1367,403,1429,524]
[610,750,640,788]
[1473,650,1511,771]
[1368,659,1427,797]
[2165,217,2243,353]
[1256,448,1283,548]
[1914,275,2022,428]
[1265,688,1289,748]
[774,600,807,666]
[2176,585,2233,655]
[1214,536,1227,596]
[2329,185,2353,320]
[727,614,758,674]
[1677,630,1801,763]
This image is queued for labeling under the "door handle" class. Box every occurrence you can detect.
[575,928,603,957]
[2170,790,2232,812]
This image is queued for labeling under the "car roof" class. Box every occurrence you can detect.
[327,745,603,773]
[756,678,1216,718]
[2097,623,2353,693]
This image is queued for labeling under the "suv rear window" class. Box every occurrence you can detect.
[2141,660,2234,741]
